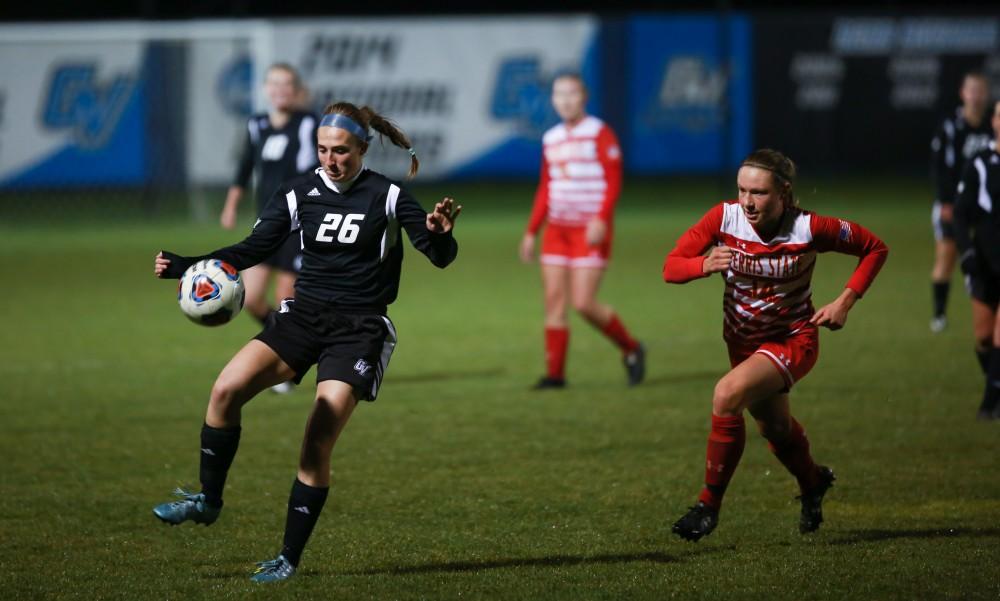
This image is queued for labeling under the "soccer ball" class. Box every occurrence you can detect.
[177,259,245,326]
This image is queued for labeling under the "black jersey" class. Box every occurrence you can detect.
[167,167,457,313]
[955,145,1000,274]
[233,110,319,213]
[930,108,993,205]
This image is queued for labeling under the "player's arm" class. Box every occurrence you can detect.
[592,126,623,230]
[663,204,727,284]
[930,121,956,209]
[222,126,255,229]
[396,188,460,269]
[584,127,623,246]
[953,158,983,276]
[155,188,294,279]
[809,214,889,329]
[297,114,320,173]
[521,153,550,262]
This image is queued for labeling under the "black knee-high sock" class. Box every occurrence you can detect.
[976,346,992,374]
[199,424,241,507]
[280,479,329,567]
[932,282,950,318]
[979,347,1000,414]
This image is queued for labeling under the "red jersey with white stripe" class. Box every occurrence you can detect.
[526,116,623,233]
[663,202,888,345]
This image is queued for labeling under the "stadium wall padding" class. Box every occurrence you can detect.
[3,15,1000,189]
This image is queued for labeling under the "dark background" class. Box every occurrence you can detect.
[1,1,985,22]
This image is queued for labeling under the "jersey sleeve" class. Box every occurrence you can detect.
[395,187,458,269]
[525,151,550,235]
[930,119,955,204]
[296,114,319,174]
[160,187,294,278]
[232,121,255,189]
[810,214,889,297]
[597,125,623,223]
[953,156,982,272]
[662,204,725,283]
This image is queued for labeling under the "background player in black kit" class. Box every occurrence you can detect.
[929,71,992,333]
[954,99,1000,420]
[151,101,461,582]
[221,63,318,331]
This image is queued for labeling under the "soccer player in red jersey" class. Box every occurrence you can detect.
[519,73,645,388]
[663,149,889,541]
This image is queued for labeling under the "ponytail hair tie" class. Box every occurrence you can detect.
[407,147,417,157]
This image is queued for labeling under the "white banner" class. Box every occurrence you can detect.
[270,16,599,179]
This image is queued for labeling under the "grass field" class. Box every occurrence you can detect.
[1,177,997,600]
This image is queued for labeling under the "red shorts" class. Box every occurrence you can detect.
[726,328,819,389]
[540,223,612,268]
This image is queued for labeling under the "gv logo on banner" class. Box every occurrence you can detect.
[490,56,561,136]
[42,64,136,149]
[652,56,728,132]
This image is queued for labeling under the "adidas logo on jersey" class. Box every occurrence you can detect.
[307,188,321,197]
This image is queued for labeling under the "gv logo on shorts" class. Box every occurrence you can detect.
[354,359,372,376]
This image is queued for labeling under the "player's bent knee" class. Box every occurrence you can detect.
[712,379,745,416]
[572,299,600,321]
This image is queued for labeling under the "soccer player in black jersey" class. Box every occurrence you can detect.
[151,101,461,582]
[221,63,319,331]
[929,71,992,333]
[954,99,1000,420]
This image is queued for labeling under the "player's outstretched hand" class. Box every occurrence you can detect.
[585,218,607,247]
[519,233,536,263]
[810,289,859,330]
[155,250,191,279]
[154,251,171,278]
[426,197,462,234]
[702,245,733,274]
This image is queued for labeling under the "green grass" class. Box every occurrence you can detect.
[1,177,997,600]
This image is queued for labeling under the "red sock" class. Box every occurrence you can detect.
[544,327,569,380]
[600,313,639,354]
[697,414,746,510]
[766,418,820,494]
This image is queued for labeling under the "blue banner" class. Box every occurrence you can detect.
[626,14,753,174]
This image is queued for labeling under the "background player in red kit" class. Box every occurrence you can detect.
[663,149,888,541]
[519,73,645,388]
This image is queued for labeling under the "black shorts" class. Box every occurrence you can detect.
[932,201,955,241]
[255,298,397,401]
[965,271,1000,307]
[263,232,304,273]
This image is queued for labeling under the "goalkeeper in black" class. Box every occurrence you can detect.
[150,102,461,583]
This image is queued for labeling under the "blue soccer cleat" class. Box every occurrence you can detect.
[250,555,296,583]
[152,488,221,526]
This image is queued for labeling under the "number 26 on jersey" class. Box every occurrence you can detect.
[316,213,365,244]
